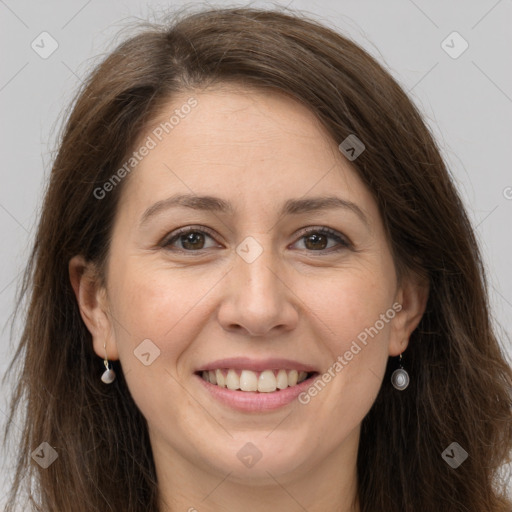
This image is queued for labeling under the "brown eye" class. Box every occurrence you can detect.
[293,227,350,252]
[163,227,220,251]
[304,233,328,250]
[180,232,206,250]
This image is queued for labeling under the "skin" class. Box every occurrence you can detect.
[70,84,428,512]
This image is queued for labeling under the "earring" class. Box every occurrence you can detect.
[101,341,116,384]
[391,353,409,390]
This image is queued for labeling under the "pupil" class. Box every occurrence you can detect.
[306,233,326,250]
[182,232,204,250]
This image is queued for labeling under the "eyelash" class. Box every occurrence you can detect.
[161,225,351,254]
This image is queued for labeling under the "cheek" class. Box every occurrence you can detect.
[106,264,210,424]
[299,267,396,404]
[107,261,225,370]
[306,266,396,348]
[281,271,397,468]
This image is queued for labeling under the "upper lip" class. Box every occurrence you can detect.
[196,357,318,373]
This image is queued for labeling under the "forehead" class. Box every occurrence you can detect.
[118,84,376,223]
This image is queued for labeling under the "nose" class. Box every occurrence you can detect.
[217,241,299,338]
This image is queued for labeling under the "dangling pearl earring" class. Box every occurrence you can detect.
[391,353,409,390]
[101,341,116,384]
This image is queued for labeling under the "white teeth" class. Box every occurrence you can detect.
[226,369,240,390]
[215,369,225,387]
[200,368,311,392]
[276,369,288,390]
[240,370,258,391]
[258,370,277,393]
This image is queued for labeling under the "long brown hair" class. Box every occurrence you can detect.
[3,6,511,511]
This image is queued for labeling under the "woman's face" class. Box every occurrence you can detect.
[76,84,425,486]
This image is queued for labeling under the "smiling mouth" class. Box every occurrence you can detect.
[196,368,318,393]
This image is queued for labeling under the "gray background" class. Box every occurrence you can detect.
[1,0,511,505]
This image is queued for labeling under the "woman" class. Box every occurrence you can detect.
[3,6,511,512]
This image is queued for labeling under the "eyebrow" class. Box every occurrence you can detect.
[140,193,369,227]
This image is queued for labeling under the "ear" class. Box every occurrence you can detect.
[388,271,429,356]
[69,255,119,361]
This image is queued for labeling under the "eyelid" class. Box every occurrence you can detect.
[294,225,349,241]
[160,225,221,250]
[292,226,352,251]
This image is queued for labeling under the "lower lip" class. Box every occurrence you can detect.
[194,373,318,412]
